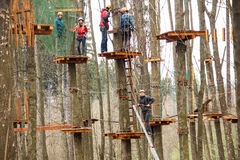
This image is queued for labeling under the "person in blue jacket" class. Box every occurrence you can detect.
[121,8,134,52]
[54,12,64,38]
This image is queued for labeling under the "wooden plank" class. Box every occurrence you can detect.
[144,58,165,62]
[54,8,83,12]
[26,0,31,47]
[16,0,23,47]
[24,89,28,122]
[15,98,21,120]
[213,29,217,43]
[61,127,92,133]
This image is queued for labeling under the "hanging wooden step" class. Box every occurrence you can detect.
[11,24,54,35]
[104,131,145,140]
[147,118,177,126]
[54,56,90,64]
[98,51,142,60]
[222,115,238,123]
[156,30,206,43]
[144,58,165,63]
[61,127,92,134]
[202,112,222,121]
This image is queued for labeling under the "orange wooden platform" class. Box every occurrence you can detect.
[203,112,222,121]
[104,132,145,140]
[98,51,142,60]
[61,127,92,133]
[156,30,205,42]
[149,118,177,126]
[11,24,54,35]
[54,56,90,64]
[222,115,238,123]
[144,58,165,63]
[14,125,73,132]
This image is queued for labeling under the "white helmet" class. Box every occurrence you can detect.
[78,17,84,21]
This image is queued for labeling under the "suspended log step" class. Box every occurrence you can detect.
[156,30,205,42]
[61,127,92,134]
[204,57,214,62]
[203,112,222,121]
[144,58,165,63]
[104,132,145,140]
[54,56,90,64]
[222,115,238,123]
[11,24,54,35]
[98,51,142,60]
[148,118,177,126]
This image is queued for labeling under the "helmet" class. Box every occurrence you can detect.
[139,90,145,93]
[57,12,63,16]
[78,17,84,21]
[106,5,111,9]
[123,8,128,13]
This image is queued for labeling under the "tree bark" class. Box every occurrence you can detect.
[206,1,236,159]
[232,1,240,159]
[88,0,105,159]
[198,1,225,159]
[35,38,48,160]
[174,1,189,159]
[0,2,16,159]
[149,0,163,159]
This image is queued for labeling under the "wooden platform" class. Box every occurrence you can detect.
[11,24,54,35]
[203,112,222,121]
[144,58,165,63]
[54,56,90,64]
[61,127,92,133]
[14,125,73,132]
[104,132,145,140]
[222,115,238,123]
[149,118,177,126]
[156,30,206,42]
[98,51,142,60]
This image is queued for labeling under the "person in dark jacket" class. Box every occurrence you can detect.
[121,8,134,51]
[137,90,154,135]
[99,5,111,53]
[70,17,88,56]
[54,12,64,38]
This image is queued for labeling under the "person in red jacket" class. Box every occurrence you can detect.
[70,17,88,56]
[99,5,111,53]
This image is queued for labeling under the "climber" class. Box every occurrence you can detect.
[121,8,134,52]
[54,12,64,38]
[70,17,88,56]
[99,5,111,53]
[137,90,154,135]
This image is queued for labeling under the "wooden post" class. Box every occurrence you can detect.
[205,29,209,42]
[213,28,217,43]
[222,28,225,41]
[24,89,28,122]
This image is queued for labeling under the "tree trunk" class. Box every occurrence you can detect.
[186,1,197,159]
[198,1,225,159]
[111,0,131,159]
[174,1,189,159]
[88,0,104,159]
[206,1,236,159]
[149,0,163,159]
[35,38,48,160]
[26,45,37,160]
[0,2,16,159]
[232,1,240,159]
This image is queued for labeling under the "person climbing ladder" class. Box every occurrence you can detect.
[99,5,111,53]
[70,17,88,56]
[121,8,134,52]
[137,90,155,135]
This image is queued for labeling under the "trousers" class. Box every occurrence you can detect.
[77,36,86,55]
[101,26,108,53]
[142,110,152,133]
